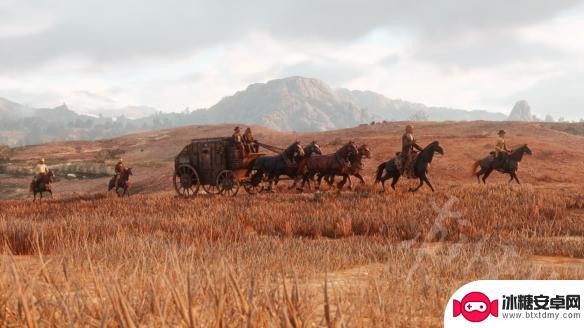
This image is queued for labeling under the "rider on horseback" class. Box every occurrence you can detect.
[114,158,126,192]
[399,125,422,178]
[32,158,49,189]
[493,129,510,169]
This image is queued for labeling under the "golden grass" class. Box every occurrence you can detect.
[1,185,583,326]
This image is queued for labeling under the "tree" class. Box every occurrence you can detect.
[409,111,429,121]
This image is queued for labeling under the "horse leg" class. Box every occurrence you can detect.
[475,168,484,184]
[326,175,335,187]
[422,175,435,192]
[482,169,493,184]
[337,175,348,190]
[379,172,392,192]
[409,177,424,192]
[512,172,521,185]
[316,174,325,190]
[390,174,400,190]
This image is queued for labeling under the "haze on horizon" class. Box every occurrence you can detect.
[1,0,584,120]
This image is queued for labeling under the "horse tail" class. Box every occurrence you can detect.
[471,160,481,176]
[374,162,386,183]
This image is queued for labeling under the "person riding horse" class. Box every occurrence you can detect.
[32,158,49,189]
[114,158,126,192]
[399,125,423,178]
[472,130,531,184]
[493,129,510,169]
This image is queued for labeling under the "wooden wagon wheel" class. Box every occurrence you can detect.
[173,164,200,198]
[243,169,264,195]
[202,183,221,195]
[217,170,240,196]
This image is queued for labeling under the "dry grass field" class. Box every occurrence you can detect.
[1,121,584,326]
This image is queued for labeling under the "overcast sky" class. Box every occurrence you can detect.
[1,0,584,119]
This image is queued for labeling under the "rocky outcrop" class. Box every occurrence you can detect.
[508,100,533,122]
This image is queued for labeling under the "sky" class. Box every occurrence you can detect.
[1,0,584,120]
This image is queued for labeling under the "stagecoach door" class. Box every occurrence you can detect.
[198,142,224,185]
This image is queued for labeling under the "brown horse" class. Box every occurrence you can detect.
[30,170,54,201]
[108,167,133,196]
[324,144,371,190]
[472,145,532,184]
[375,141,444,192]
[296,141,359,191]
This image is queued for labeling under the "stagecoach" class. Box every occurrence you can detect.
[173,137,265,197]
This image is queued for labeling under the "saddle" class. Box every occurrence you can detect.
[395,152,418,179]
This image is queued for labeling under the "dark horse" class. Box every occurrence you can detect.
[375,141,444,192]
[323,144,371,190]
[296,142,359,191]
[108,167,133,196]
[283,142,322,189]
[251,142,305,192]
[472,145,532,184]
[30,170,54,201]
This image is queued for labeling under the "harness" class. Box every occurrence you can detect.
[280,152,295,168]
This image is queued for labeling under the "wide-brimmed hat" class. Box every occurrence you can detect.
[234,126,240,131]
[498,130,506,136]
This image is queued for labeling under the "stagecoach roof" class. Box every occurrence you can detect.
[190,137,232,143]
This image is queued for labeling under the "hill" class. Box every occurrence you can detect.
[336,88,507,121]
[200,77,376,131]
[1,77,512,146]
[1,121,583,199]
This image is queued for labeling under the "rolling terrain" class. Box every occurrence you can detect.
[1,120,583,199]
[1,121,583,326]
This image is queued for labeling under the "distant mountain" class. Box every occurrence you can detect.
[507,100,534,122]
[336,89,507,121]
[202,77,376,131]
[0,97,34,119]
[0,76,517,146]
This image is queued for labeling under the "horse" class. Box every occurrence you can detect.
[30,170,54,201]
[251,142,305,192]
[297,141,359,191]
[375,141,444,192]
[284,142,323,190]
[108,167,133,196]
[471,145,532,184]
[323,144,371,190]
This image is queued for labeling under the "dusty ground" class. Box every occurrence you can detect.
[1,122,583,326]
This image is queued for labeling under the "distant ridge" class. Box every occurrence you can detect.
[1,76,511,146]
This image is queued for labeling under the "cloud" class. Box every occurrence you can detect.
[0,0,581,71]
[0,0,583,120]
[505,71,584,120]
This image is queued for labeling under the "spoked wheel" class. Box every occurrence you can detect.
[244,169,265,195]
[202,184,221,195]
[217,170,240,196]
[174,164,200,198]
